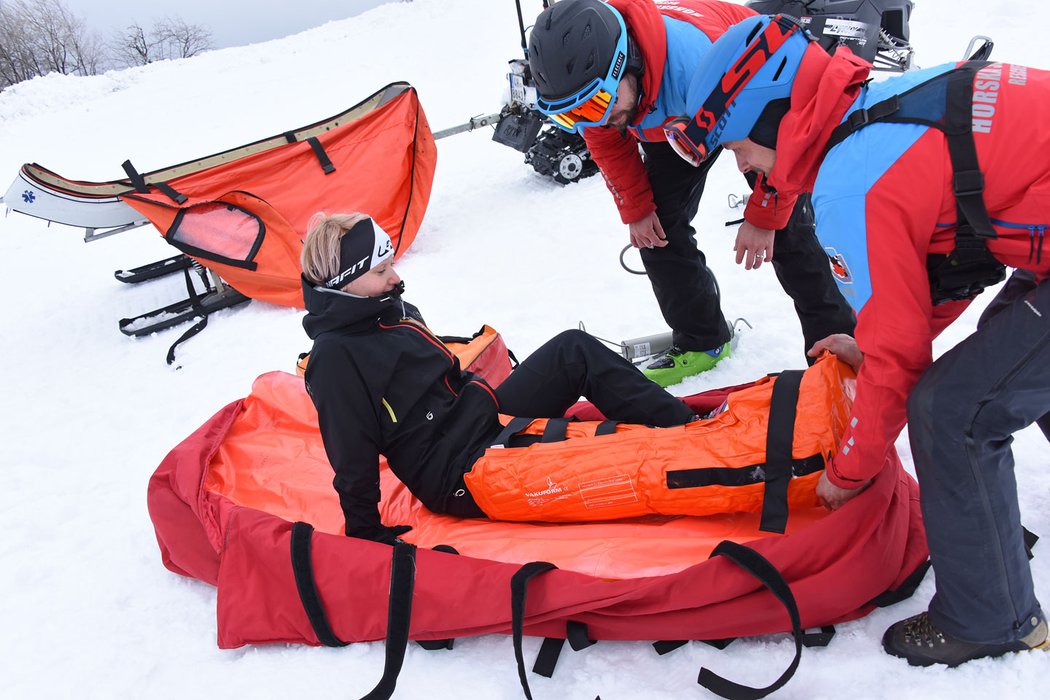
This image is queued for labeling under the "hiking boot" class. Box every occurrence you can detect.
[882,611,1049,667]
[642,342,730,388]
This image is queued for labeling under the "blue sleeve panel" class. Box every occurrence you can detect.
[636,17,713,134]
[813,63,956,314]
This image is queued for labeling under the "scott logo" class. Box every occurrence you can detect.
[694,108,717,131]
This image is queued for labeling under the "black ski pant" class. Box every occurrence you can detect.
[495,329,693,427]
[907,275,1049,644]
[638,141,856,359]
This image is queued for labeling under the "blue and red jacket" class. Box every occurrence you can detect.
[582,0,791,228]
[771,47,1050,487]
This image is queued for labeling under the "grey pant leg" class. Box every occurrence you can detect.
[979,270,1050,442]
[907,278,1050,643]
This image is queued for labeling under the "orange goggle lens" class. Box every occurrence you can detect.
[664,118,709,167]
[548,89,614,131]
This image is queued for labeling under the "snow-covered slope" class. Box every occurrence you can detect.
[0,1,1045,698]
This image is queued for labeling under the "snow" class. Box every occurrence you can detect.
[0,1,1046,698]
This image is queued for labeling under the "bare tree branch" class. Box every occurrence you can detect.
[0,0,106,90]
[153,17,213,60]
[110,24,157,67]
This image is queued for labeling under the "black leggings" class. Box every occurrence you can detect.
[494,329,693,427]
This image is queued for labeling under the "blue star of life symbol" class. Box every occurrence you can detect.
[22,190,36,204]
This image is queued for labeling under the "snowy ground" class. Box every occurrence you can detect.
[0,1,1046,698]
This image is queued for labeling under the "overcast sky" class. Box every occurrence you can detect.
[60,0,397,49]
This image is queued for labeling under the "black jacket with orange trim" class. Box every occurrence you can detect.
[301,279,497,540]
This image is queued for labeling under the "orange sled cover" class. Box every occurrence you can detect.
[119,82,435,308]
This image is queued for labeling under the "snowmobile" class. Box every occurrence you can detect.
[489,2,599,185]
[746,0,918,71]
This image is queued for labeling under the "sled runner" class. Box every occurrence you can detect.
[148,334,928,699]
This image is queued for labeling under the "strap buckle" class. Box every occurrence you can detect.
[953,169,985,198]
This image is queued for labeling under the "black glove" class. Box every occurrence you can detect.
[350,524,413,545]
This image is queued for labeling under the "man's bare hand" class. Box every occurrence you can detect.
[733,220,775,270]
[808,333,863,373]
[816,471,869,510]
[629,212,669,249]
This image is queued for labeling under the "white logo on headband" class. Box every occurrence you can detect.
[324,218,395,289]
[326,256,371,287]
[375,235,393,263]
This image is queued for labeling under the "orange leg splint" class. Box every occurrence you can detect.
[465,353,853,523]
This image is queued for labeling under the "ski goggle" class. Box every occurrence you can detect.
[662,16,803,166]
[536,14,629,133]
[543,84,616,132]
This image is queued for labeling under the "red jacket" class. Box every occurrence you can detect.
[774,50,1050,487]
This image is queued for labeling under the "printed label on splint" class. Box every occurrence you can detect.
[579,474,639,509]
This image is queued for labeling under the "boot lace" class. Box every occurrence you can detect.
[903,613,947,648]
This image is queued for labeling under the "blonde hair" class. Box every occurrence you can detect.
[301,211,371,286]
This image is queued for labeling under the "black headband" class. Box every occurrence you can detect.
[323,218,394,289]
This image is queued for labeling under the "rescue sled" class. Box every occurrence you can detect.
[3,82,437,359]
[4,81,434,306]
[148,339,928,700]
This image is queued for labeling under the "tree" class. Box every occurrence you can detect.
[0,0,105,90]
[111,24,155,68]
[154,17,212,60]
[111,17,213,67]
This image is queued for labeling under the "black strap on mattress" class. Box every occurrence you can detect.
[290,522,348,647]
[759,370,804,534]
[532,621,595,678]
[493,416,534,447]
[358,541,418,700]
[532,637,565,678]
[416,545,460,651]
[566,620,595,651]
[697,541,803,700]
[802,626,836,647]
[306,136,336,174]
[594,421,619,436]
[663,370,806,534]
[541,418,570,443]
[666,454,824,489]
[869,560,932,608]
[289,524,418,700]
[510,561,558,700]
[653,640,689,655]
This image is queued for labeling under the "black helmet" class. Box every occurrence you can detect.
[527,0,627,102]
